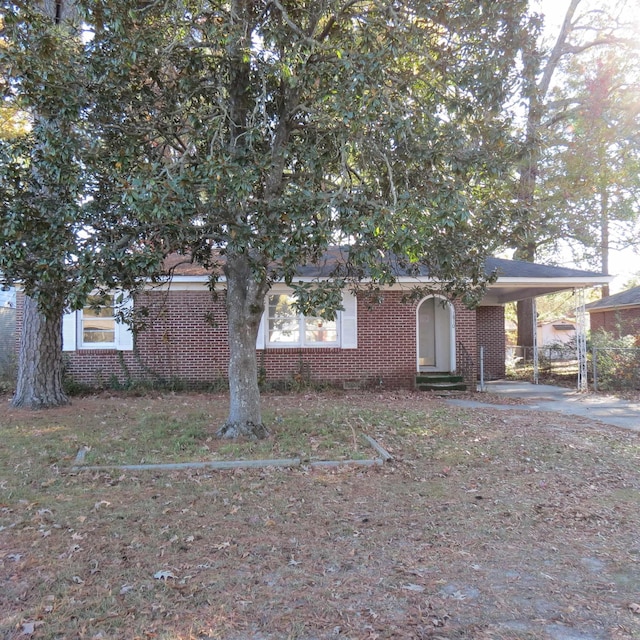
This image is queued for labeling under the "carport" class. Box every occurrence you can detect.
[481,258,613,391]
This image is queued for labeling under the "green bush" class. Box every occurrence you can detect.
[590,330,640,391]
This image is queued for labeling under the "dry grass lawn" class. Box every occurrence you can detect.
[2,390,640,639]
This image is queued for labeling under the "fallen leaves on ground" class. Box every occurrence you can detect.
[1,390,640,639]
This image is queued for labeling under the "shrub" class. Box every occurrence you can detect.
[590,330,640,391]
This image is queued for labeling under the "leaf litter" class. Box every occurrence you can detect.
[1,390,640,639]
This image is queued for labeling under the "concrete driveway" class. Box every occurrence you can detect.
[448,380,640,431]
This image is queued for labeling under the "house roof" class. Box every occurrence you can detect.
[584,285,640,312]
[536,317,575,329]
[480,258,610,305]
[484,257,604,279]
[162,250,612,305]
[163,253,211,276]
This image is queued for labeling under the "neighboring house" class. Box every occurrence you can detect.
[505,317,577,364]
[537,318,576,347]
[585,285,640,341]
[15,254,611,391]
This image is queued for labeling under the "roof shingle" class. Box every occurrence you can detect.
[163,250,607,280]
[585,285,640,311]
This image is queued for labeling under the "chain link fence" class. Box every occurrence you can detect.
[506,341,640,392]
[506,344,580,386]
[507,344,578,368]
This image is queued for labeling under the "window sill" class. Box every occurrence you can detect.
[76,348,119,355]
[260,346,343,353]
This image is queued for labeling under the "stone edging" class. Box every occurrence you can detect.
[69,435,394,473]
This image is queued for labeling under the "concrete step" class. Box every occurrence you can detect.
[415,374,464,385]
[415,372,467,393]
[416,381,467,392]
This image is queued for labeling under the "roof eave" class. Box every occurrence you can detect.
[587,302,640,313]
[493,276,613,286]
[147,274,613,302]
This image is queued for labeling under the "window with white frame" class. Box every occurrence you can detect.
[80,295,117,348]
[62,293,134,353]
[266,294,339,347]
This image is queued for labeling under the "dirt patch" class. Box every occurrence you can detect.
[2,391,640,639]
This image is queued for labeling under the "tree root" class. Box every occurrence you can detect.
[216,420,270,440]
[11,393,70,410]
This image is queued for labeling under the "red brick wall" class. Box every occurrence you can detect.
[589,307,640,340]
[56,289,479,390]
[454,303,477,389]
[63,290,230,388]
[476,305,506,380]
[260,291,417,389]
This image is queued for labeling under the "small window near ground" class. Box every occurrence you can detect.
[267,294,338,347]
[80,296,116,348]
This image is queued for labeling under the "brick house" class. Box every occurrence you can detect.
[47,255,609,391]
[586,285,640,343]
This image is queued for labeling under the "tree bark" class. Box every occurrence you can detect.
[216,253,270,439]
[38,0,80,25]
[514,244,537,351]
[516,297,536,358]
[513,1,582,350]
[600,175,610,298]
[12,294,69,409]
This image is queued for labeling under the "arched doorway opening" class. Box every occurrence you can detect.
[416,296,455,372]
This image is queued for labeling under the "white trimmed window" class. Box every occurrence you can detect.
[80,296,116,348]
[62,293,134,352]
[267,294,338,347]
[257,290,357,350]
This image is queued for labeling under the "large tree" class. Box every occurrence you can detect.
[82,0,531,437]
[505,0,637,347]
[0,1,166,408]
[0,0,87,408]
[546,51,640,295]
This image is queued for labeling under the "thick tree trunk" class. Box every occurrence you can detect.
[514,245,536,352]
[217,254,270,439]
[516,298,536,358]
[12,294,69,409]
[600,182,610,298]
[214,3,269,439]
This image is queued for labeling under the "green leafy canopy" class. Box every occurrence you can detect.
[83,0,532,310]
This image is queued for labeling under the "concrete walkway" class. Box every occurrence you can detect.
[447,380,640,431]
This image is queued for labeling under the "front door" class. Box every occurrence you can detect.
[417,297,454,371]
